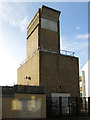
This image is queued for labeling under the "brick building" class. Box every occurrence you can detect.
[1,5,80,119]
[17,5,80,97]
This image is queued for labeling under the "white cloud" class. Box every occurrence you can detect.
[75,33,90,39]
[76,26,80,30]
[19,16,28,31]
[0,3,28,85]
[0,41,18,86]
[60,36,67,49]
[0,3,28,32]
[61,35,88,52]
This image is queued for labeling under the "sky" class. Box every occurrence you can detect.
[0,2,88,85]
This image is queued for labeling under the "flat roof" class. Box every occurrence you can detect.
[41,5,61,14]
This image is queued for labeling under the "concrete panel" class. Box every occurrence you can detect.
[27,27,39,58]
[40,51,79,97]
[41,5,60,22]
[17,51,39,86]
[2,94,46,119]
[2,97,18,118]
[40,28,59,52]
[27,10,39,37]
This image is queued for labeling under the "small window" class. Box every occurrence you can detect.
[12,99,22,111]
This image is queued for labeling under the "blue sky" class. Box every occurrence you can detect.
[0,2,88,85]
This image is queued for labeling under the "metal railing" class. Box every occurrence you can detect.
[20,48,75,66]
[20,48,39,66]
[60,49,75,57]
[46,97,90,119]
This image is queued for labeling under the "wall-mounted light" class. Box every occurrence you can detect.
[59,86,64,89]
[24,76,31,80]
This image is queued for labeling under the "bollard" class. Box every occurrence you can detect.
[88,97,90,116]
[59,97,62,116]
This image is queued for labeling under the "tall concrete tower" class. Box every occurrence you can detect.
[17,5,80,97]
[27,5,60,58]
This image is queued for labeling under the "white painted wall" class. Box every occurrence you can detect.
[81,59,90,97]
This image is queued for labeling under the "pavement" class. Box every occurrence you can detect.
[45,116,90,120]
[1,117,90,120]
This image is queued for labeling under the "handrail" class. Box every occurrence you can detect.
[60,49,75,57]
[20,48,75,66]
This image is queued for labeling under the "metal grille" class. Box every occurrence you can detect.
[46,97,90,119]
